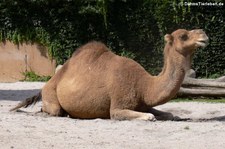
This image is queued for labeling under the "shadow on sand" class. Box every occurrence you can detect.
[0,89,40,101]
[11,109,225,122]
[173,116,225,122]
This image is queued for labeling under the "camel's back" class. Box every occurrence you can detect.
[57,41,149,96]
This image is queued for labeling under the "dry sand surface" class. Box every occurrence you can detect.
[1,82,225,149]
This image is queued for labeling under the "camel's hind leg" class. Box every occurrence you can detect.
[41,84,66,117]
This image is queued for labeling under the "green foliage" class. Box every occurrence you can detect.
[22,71,51,82]
[0,0,224,77]
[119,49,136,59]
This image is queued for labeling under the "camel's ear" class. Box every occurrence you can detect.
[164,34,173,44]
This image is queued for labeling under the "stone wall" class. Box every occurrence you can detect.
[0,41,56,82]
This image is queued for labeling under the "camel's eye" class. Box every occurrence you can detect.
[180,34,188,41]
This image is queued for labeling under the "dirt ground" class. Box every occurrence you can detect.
[1,82,225,149]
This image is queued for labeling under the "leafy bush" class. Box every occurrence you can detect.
[22,71,51,82]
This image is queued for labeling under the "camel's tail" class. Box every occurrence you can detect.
[10,92,42,111]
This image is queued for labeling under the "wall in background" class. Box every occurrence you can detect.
[0,41,56,82]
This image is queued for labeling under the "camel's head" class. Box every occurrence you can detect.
[164,29,209,55]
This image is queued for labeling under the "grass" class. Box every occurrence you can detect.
[22,71,51,82]
[171,98,225,103]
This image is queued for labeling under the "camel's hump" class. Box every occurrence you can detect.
[72,41,109,58]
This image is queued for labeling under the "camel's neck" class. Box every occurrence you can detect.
[145,44,191,106]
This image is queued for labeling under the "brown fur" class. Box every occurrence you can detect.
[11,29,209,121]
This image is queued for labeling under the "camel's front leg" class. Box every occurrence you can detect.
[110,109,156,121]
[149,107,175,120]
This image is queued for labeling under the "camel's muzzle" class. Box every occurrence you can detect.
[196,39,209,48]
[192,29,209,48]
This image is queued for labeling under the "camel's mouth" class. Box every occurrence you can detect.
[196,39,209,48]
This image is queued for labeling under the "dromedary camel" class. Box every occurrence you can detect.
[11,29,209,121]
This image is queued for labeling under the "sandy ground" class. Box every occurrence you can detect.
[1,82,225,149]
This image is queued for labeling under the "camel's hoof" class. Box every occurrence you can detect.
[137,114,156,121]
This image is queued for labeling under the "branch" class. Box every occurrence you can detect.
[182,77,225,88]
[178,87,225,97]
